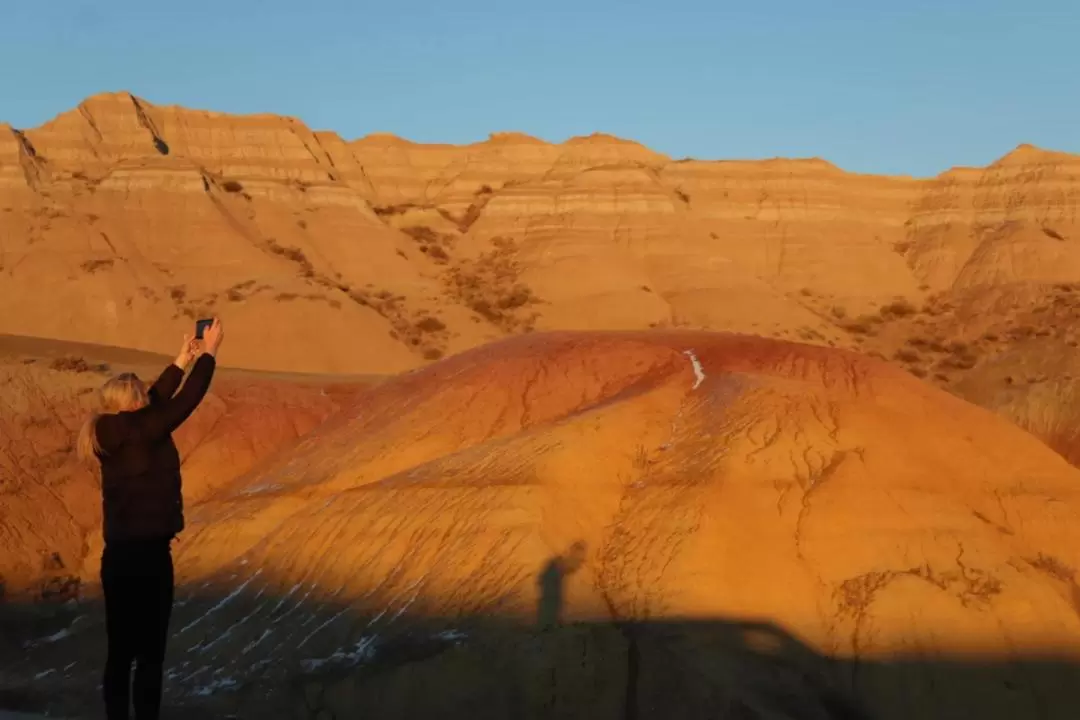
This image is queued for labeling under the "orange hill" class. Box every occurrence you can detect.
[9,331,1080,719]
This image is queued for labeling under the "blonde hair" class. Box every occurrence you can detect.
[76,373,149,461]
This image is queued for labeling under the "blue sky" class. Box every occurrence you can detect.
[0,0,1076,177]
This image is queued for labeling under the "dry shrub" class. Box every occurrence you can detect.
[1027,554,1076,582]
[266,238,315,277]
[373,203,419,217]
[49,357,108,374]
[415,316,446,333]
[880,299,917,319]
[422,245,450,262]
[446,241,539,333]
[80,258,114,273]
[841,316,877,335]
[222,180,244,193]
[894,348,920,364]
[830,306,847,319]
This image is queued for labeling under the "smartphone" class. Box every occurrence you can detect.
[195,318,213,340]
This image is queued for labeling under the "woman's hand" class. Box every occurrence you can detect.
[202,317,225,357]
[174,334,199,369]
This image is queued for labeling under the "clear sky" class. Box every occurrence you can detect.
[0,0,1076,177]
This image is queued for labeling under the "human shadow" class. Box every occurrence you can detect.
[536,540,586,630]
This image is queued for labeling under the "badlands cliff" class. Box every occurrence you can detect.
[1,93,1078,374]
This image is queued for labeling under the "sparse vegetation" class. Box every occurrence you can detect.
[840,315,878,335]
[372,203,422,217]
[446,239,540,333]
[1027,554,1076,582]
[880,299,917,319]
[266,238,315,277]
[674,189,690,203]
[169,285,187,302]
[49,356,108,374]
[415,316,446,333]
[402,226,455,264]
[222,180,244,193]
[894,348,920,364]
[80,258,114,273]
[1042,227,1066,241]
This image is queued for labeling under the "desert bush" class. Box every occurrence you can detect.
[841,318,874,335]
[893,241,912,254]
[894,348,920,363]
[297,219,308,230]
[422,347,444,361]
[403,226,440,244]
[498,285,535,310]
[49,356,108,374]
[675,189,690,203]
[830,306,847,319]
[909,367,927,378]
[415,316,446,333]
[80,258,114,273]
[274,292,299,302]
[266,238,315,276]
[222,180,244,193]
[423,245,450,262]
[456,203,484,233]
[169,285,187,302]
[880,299,917,318]
[1027,554,1076,582]
[1043,227,1066,241]
[372,203,418,217]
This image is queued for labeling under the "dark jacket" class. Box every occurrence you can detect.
[95,354,216,544]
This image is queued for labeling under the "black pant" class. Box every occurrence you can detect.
[100,538,174,720]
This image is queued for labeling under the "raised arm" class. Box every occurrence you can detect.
[134,318,225,440]
[135,354,217,440]
[149,334,199,404]
[148,364,184,404]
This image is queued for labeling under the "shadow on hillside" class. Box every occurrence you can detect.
[2,554,1080,719]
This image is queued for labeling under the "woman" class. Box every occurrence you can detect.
[77,317,225,720]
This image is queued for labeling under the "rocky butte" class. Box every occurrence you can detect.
[2,94,1080,719]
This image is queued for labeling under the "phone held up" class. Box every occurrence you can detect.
[195,318,213,340]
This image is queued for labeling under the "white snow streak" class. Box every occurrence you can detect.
[682,350,706,389]
[300,635,378,672]
[177,569,263,635]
